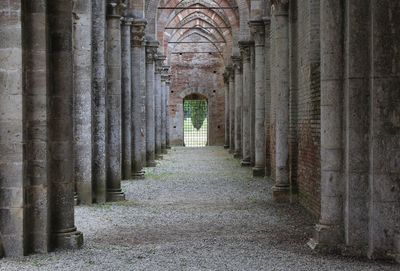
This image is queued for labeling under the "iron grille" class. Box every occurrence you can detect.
[183,99,208,147]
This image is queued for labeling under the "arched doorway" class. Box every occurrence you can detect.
[183,93,208,147]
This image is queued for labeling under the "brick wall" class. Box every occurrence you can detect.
[168,37,225,146]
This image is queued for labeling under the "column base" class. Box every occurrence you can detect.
[74,194,78,206]
[233,152,242,159]
[146,160,157,167]
[272,185,291,203]
[307,224,343,254]
[156,154,163,160]
[241,159,252,167]
[162,149,167,154]
[132,170,145,179]
[106,190,126,202]
[224,145,229,149]
[53,228,83,250]
[166,146,171,149]
[252,167,265,177]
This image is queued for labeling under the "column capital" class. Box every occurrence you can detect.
[107,1,126,18]
[161,66,170,81]
[131,18,147,47]
[155,55,166,74]
[145,41,159,64]
[231,56,242,73]
[238,40,254,63]
[249,20,265,46]
[121,17,133,26]
[271,0,289,16]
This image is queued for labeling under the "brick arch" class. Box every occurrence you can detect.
[179,88,211,100]
[145,0,249,43]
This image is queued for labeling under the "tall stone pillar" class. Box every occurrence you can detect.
[250,44,256,166]
[121,17,133,180]
[73,0,93,205]
[155,55,166,158]
[263,16,272,176]
[48,0,83,249]
[161,66,170,154]
[308,0,344,250]
[166,75,171,149]
[140,32,147,170]
[92,0,107,203]
[232,56,243,159]
[239,41,253,166]
[228,66,235,153]
[106,2,125,201]
[249,20,266,177]
[145,41,158,166]
[271,1,290,202]
[131,18,147,178]
[223,71,230,149]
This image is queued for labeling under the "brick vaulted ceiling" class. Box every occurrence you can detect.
[156,0,241,64]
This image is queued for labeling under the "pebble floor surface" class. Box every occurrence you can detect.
[1,147,398,271]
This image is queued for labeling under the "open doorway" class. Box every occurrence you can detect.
[183,94,208,147]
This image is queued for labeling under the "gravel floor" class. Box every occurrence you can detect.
[1,147,397,271]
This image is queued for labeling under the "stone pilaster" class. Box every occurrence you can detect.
[250,43,256,166]
[145,41,158,166]
[155,55,166,159]
[249,19,266,177]
[271,0,290,202]
[121,17,133,180]
[48,0,83,249]
[232,56,243,159]
[92,0,107,204]
[223,70,230,149]
[106,2,125,201]
[131,18,147,179]
[239,40,253,167]
[228,66,235,154]
[308,0,344,251]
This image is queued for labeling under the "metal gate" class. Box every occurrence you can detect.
[183,99,208,147]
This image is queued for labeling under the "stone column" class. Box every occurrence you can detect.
[73,0,93,205]
[232,56,243,159]
[239,41,253,166]
[308,0,344,250]
[228,66,235,153]
[166,75,172,149]
[155,55,166,158]
[223,71,230,149]
[263,16,272,176]
[250,43,256,166]
[249,20,266,177]
[72,0,93,205]
[161,66,170,154]
[121,17,133,180]
[271,1,290,202]
[145,41,158,166]
[140,33,147,170]
[92,0,107,203]
[48,0,83,248]
[131,18,146,178]
[106,2,125,201]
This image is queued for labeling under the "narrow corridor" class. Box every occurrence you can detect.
[1,148,397,270]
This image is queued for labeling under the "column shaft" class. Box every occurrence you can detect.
[92,0,107,203]
[223,72,230,149]
[161,75,167,153]
[166,78,171,149]
[272,2,291,202]
[232,56,243,159]
[250,20,266,177]
[131,19,147,178]
[145,42,158,166]
[48,0,83,249]
[308,0,344,249]
[155,56,165,157]
[239,41,253,166]
[250,44,256,166]
[228,67,235,153]
[121,18,132,180]
[106,4,125,201]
